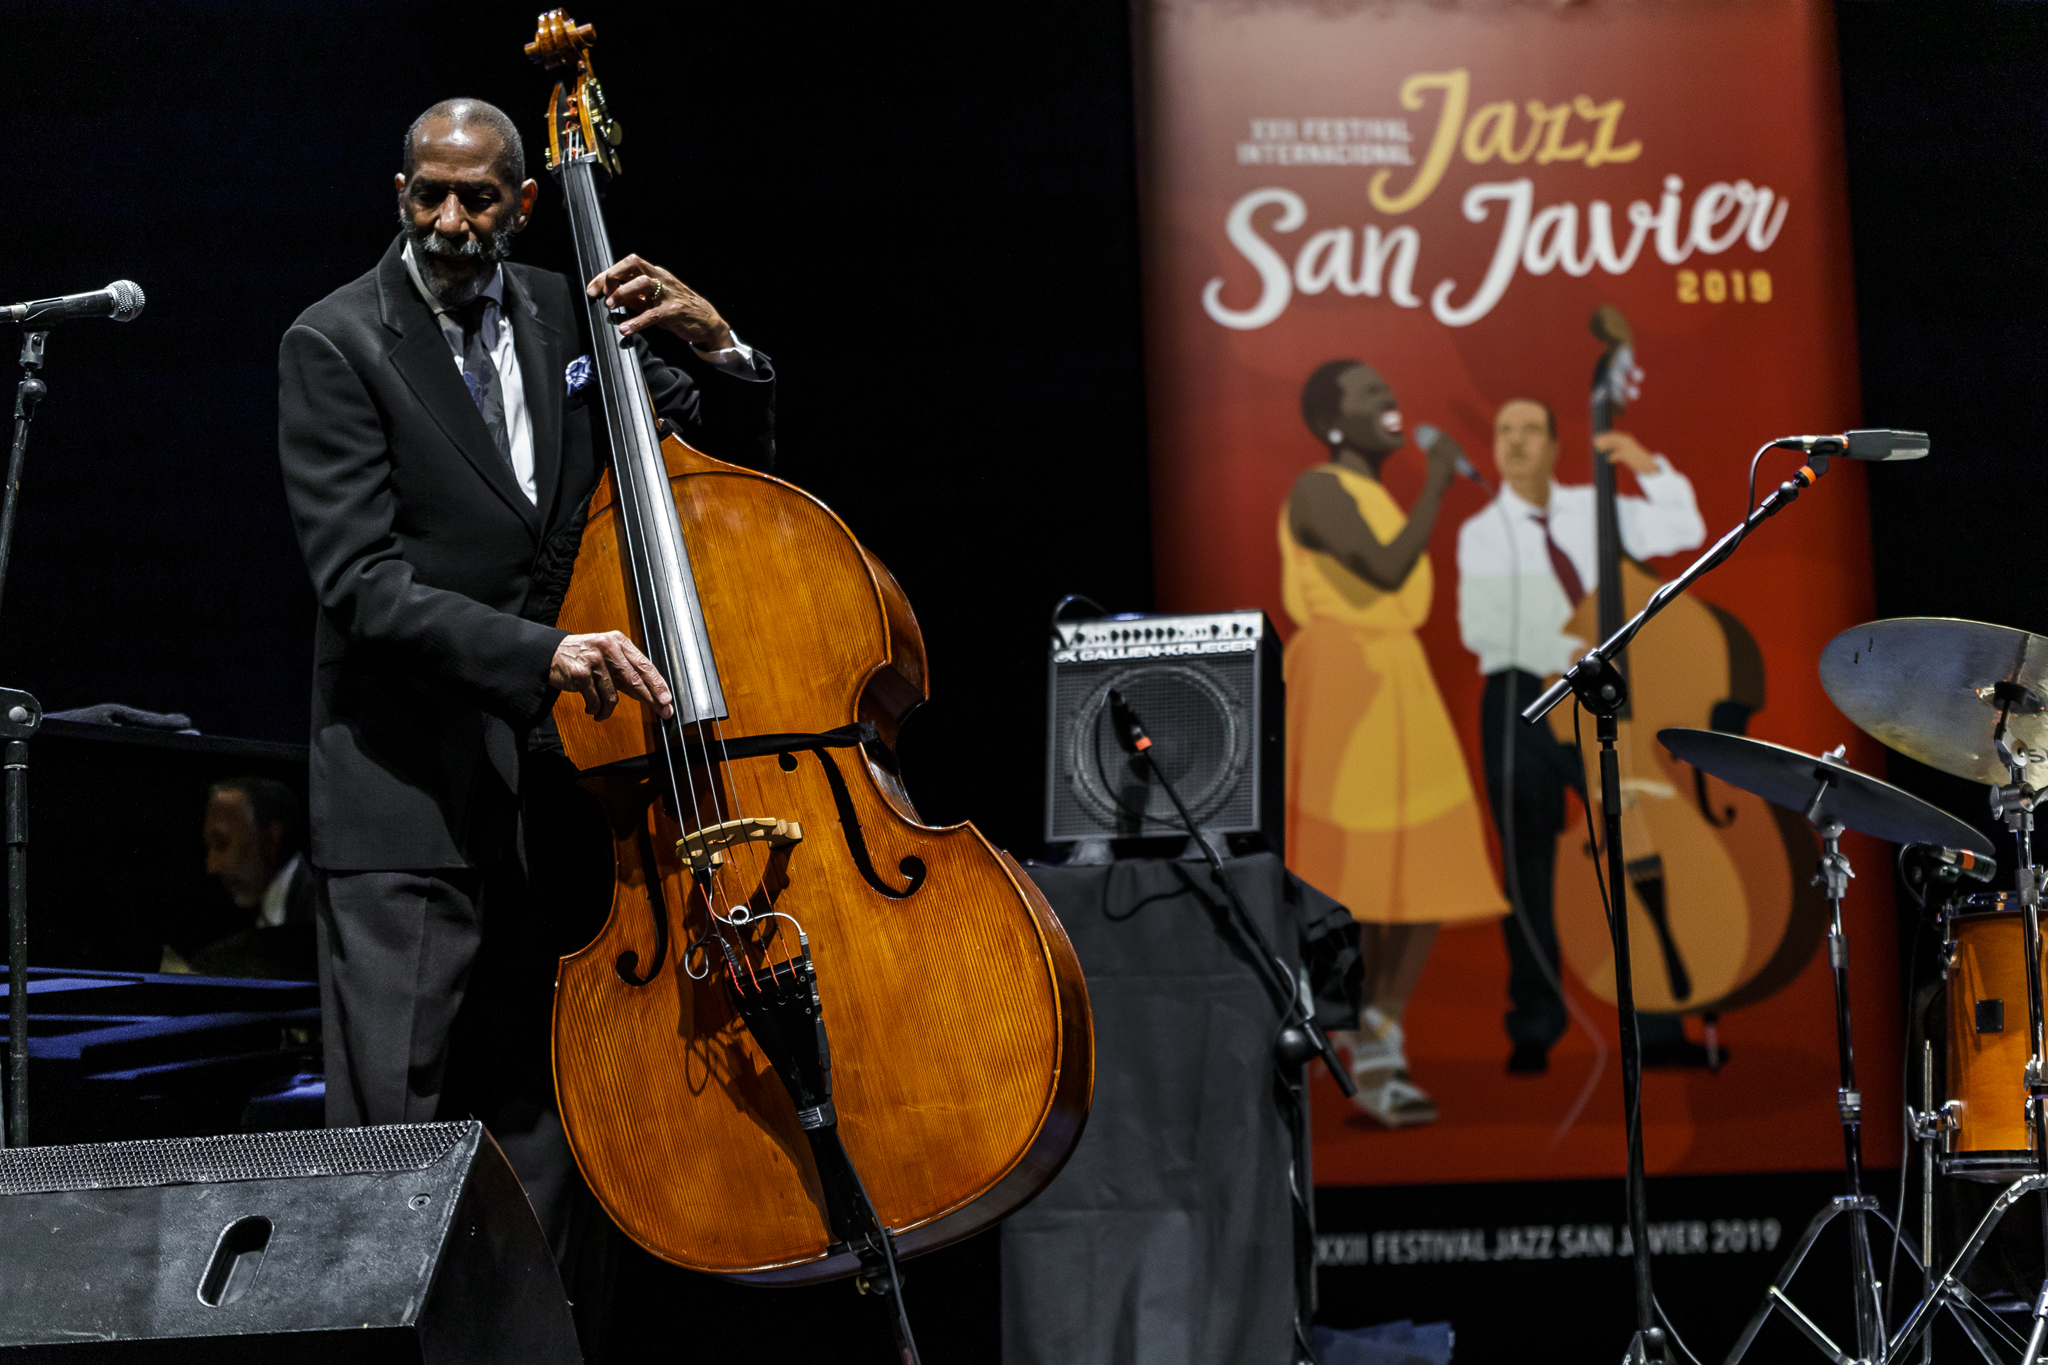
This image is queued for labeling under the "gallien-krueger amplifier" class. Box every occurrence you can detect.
[1044,610,1283,846]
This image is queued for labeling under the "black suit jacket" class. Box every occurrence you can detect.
[279,234,775,870]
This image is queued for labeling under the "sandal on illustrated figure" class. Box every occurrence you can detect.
[1332,1007,1438,1128]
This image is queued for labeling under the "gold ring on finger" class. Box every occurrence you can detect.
[650,279,665,303]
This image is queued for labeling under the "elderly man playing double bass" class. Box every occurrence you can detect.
[276,97,775,1300]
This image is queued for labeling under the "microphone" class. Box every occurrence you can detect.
[1769,429,1927,462]
[1415,423,1488,488]
[1107,688,1151,755]
[3,281,146,325]
[1904,843,1997,892]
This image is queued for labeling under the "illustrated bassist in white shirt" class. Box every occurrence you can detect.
[1454,399,1708,1074]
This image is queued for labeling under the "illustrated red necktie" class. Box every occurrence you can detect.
[1531,512,1586,606]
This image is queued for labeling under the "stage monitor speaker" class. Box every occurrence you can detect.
[1045,610,1282,846]
[0,1121,579,1363]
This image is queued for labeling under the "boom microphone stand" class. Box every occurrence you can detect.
[1521,454,1836,1364]
[1,330,47,1148]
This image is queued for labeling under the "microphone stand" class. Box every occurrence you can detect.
[1520,456,1831,1365]
[1110,694,1354,1365]
[1,331,48,1149]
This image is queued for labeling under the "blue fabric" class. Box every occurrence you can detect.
[1313,1320,1455,1365]
[565,353,592,395]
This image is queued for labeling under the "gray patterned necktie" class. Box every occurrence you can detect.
[452,295,512,468]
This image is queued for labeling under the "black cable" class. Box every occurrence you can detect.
[1048,593,1108,646]
[1487,489,1607,1143]
[1111,691,1353,1094]
[1573,702,1617,933]
[1653,1294,1704,1365]
[1746,440,1792,516]
[1885,907,1928,1326]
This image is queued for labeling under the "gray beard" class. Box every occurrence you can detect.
[399,204,518,308]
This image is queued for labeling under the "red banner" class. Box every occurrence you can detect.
[1135,0,1891,1184]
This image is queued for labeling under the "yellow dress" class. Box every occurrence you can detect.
[1279,466,1505,925]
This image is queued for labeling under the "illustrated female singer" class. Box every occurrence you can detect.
[1278,360,1506,1128]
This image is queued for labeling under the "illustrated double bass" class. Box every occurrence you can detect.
[521,10,1093,1342]
[1549,307,1824,1015]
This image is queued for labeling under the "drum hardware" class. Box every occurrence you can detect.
[1815,619,2048,1361]
[1655,729,1994,1364]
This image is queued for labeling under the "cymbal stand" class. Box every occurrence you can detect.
[1996,759,2048,1365]
[1723,767,1924,1364]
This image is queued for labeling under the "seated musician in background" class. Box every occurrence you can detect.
[276,95,776,1327]
[162,777,318,981]
[1455,398,1709,1074]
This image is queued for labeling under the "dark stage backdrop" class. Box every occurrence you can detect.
[1837,0,2048,850]
[6,0,2048,1361]
[0,0,1154,860]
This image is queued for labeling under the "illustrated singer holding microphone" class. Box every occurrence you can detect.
[1278,359,1507,1130]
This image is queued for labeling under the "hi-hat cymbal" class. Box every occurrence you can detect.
[1819,618,2048,789]
[1658,728,1993,854]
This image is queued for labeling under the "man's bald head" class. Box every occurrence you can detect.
[403,98,525,188]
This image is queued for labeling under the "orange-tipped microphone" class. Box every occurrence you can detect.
[1108,687,1152,753]
[1770,429,1929,461]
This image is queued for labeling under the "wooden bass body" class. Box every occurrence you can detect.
[1549,559,1826,1013]
[550,434,1094,1283]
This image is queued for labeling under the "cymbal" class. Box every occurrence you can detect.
[1819,618,2048,789]
[1657,728,1993,854]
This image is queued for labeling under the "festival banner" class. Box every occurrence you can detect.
[1133,0,1890,1205]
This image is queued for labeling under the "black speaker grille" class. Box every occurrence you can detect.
[0,1122,471,1196]
[1051,656,1256,839]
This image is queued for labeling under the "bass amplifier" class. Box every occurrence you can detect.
[0,1121,579,1363]
[1045,610,1283,846]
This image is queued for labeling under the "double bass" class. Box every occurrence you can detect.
[521,10,1093,1340]
[1549,307,1824,1015]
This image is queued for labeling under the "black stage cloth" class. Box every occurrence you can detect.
[1002,851,1357,1365]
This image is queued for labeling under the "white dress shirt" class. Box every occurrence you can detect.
[1455,456,1706,677]
[257,852,303,928]
[400,242,758,507]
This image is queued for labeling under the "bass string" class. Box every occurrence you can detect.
[589,302,741,956]
[569,154,749,951]
[623,438,747,947]
[564,150,754,967]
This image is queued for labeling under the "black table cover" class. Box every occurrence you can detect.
[1002,851,1356,1365]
